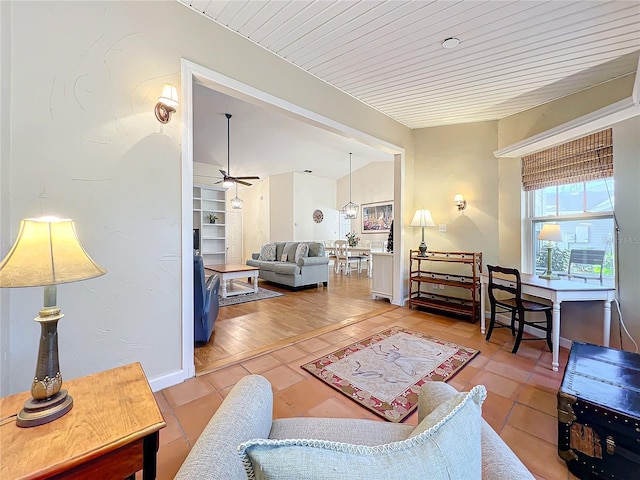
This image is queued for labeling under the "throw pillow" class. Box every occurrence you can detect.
[258,243,276,261]
[294,243,309,263]
[282,242,299,263]
[238,385,486,480]
[307,242,325,257]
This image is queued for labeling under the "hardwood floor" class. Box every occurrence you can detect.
[195,270,396,374]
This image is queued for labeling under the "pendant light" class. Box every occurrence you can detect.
[222,113,235,188]
[342,152,359,219]
[230,182,243,209]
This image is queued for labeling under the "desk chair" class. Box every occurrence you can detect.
[485,265,553,354]
[565,249,606,284]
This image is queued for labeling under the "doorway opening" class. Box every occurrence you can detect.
[181,59,405,379]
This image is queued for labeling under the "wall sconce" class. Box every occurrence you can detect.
[454,194,467,211]
[154,84,179,124]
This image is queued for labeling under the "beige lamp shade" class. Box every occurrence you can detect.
[158,84,179,108]
[0,217,106,287]
[409,209,436,227]
[538,224,563,242]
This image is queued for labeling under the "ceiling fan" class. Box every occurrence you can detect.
[216,113,260,187]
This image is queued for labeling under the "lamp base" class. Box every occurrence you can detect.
[538,273,560,280]
[417,242,428,257]
[16,389,73,428]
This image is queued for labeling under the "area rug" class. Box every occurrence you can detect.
[301,326,479,422]
[219,287,283,307]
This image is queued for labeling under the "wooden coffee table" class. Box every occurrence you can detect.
[205,264,260,299]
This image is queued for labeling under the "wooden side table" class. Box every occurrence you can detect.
[0,362,166,479]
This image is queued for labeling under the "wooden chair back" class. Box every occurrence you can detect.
[487,264,524,310]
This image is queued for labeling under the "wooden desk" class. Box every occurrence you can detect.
[0,362,165,480]
[480,273,615,372]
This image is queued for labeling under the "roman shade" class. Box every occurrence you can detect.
[521,128,613,191]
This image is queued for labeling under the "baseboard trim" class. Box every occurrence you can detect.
[149,368,188,393]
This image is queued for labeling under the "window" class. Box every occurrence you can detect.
[528,178,615,284]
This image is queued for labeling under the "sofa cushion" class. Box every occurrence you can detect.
[273,263,301,275]
[294,243,309,262]
[282,242,299,263]
[258,243,277,261]
[256,261,276,272]
[307,242,325,257]
[238,385,486,480]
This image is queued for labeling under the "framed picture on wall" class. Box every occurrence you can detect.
[361,201,394,234]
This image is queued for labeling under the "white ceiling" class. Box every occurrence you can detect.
[192,84,393,182]
[185,0,639,180]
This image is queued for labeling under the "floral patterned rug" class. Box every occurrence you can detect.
[301,326,479,422]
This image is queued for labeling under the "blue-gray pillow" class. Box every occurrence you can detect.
[238,385,486,480]
[282,242,299,263]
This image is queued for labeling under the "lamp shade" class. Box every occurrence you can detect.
[538,224,563,242]
[409,209,436,227]
[0,217,106,287]
[158,84,179,109]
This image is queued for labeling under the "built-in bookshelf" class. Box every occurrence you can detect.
[193,185,226,265]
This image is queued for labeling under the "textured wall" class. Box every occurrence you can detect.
[3,1,412,394]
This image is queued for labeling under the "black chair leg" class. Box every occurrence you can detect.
[510,310,517,336]
[512,309,525,354]
[545,310,553,351]
[486,305,497,341]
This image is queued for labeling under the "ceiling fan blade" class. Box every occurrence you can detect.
[219,170,228,177]
[236,179,252,186]
[235,176,260,180]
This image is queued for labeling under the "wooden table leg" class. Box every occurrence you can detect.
[142,431,159,480]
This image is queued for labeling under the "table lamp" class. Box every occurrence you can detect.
[538,224,563,280]
[410,209,435,257]
[0,217,106,427]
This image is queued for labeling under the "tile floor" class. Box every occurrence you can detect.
[155,306,577,479]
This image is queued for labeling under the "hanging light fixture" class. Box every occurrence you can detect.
[342,153,359,219]
[230,182,243,209]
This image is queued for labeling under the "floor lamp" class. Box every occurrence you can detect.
[0,217,106,427]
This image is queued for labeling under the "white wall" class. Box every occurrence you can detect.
[242,178,270,260]
[337,162,394,245]
[611,115,640,347]
[293,173,337,241]
[269,173,294,241]
[2,1,413,395]
[0,0,11,394]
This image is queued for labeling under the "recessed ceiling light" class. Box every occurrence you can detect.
[441,37,460,49]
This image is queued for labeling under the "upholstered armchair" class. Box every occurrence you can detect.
[194,255,220,344]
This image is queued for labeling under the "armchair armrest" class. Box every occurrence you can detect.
[174,375,274,480]
[297,256,330,267]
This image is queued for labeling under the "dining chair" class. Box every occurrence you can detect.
[334,240,360,275]
[485,265,553,354]
[324,240,337,271]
